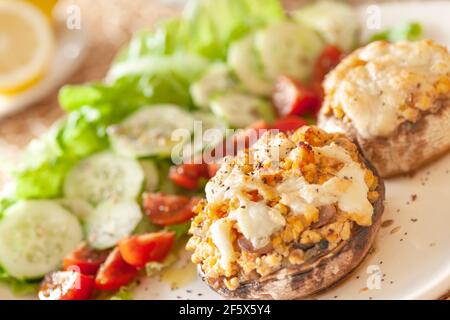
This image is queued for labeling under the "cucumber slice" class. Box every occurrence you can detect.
[0,201,83,279]
[293,1,360,52]
[140,160,159,192]
[59,198,94,221]
[190,64,239,109]
[210,93,275,128]
[181,112,228,160]
[64,152,144,206]
[86,200,142,249]
[108,105,195,158]
[255,21,324,81]
[228,34,273,96]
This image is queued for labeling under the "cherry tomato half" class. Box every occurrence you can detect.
[119,231,175,269]
[63,242,111,275]
[39,271,94,300]
[271,116,308,133]
[95,247,138,291]
[143,193,201,226]
[169,163,210,190]
[202,120,269,161]
[273,76,321,117]
[313,44,343,83]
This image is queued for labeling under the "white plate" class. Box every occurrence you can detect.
[0,19,87,118]
[1,0,449,300]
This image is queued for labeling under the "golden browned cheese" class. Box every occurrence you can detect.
[322,40,450,138]
[186,126,379,291]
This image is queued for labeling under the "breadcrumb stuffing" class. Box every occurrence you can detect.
[187,126,379,290]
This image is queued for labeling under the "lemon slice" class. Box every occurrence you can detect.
[27,0,59,19]
[0,0,55,94]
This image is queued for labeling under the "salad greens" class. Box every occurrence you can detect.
[179,0,284,59]
[369,22,423,43]
[166,221,192,240]
[0,267,40,296]
[11,0,285,201]
[109,285,135,300]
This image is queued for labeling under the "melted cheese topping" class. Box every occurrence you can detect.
[210,219,235,270]
[204,132,375,266]
[278,143,373,225]
[252,131,295,164]
[229,200,286,249]
[205,164,272,204]
[324,40,450,138]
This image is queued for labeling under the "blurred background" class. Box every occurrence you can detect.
[0,0,407,158]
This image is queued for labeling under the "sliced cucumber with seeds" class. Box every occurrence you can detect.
[190,64,239,109]
[228,34,273,96]
[293,1,360,52]
[64,152,144,206]
[108,105,195,158]
[0,201,83,279]
[255,21,324,82]
[86,200,142,249]
[140,160,159,192]
[193,111,228,147]
[210,93,275,128]
[58,198,94,221]
[182,112,228,160]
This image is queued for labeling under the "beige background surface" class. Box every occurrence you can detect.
[0,0,447,299]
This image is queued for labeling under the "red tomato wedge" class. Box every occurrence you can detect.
[63,242,111,275]
[271,116,308,133]
[207,163,220,178]
[273,76,321,117]
[143,193,200,226]
[95,247,138,291]
[38,271,94,300]
[169,163,210,190]
[119,231,175,269]
[202,120,269,161]
[313,44,343,83]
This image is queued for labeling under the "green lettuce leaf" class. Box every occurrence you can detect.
[0,197,15,218]
[0,267,39,296]
[115,0,284,62]
[13,122,76,199]
[114,19,182,62]
[108,54,209,87]
[109,285,135,300]
[166,221,191,240]
[369,22,422,43]
[179,0,284,59]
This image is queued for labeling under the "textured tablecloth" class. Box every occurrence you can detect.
[0,0,447,299]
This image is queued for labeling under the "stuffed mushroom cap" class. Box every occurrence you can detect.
[186,126,385,299]
[319,40,450,177]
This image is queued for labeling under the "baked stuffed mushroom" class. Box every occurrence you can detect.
[319,40,450,177]
[186,126,385,299]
